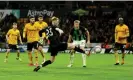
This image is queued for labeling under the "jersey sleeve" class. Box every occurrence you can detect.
[18,30,21,37]
[44,22,48,27]
[125,25,129,37]
[23,24,28,38]
[39,28,46,37]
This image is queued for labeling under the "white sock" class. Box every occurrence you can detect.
[82,54,86,66]
[69,54,74,65]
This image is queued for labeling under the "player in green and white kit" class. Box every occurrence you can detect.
[67,20,90,67]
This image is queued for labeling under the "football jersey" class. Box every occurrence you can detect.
[70,27,87,41]
[115,24,129,44]
[23,23,40,43]
[39,25,60,46]
[7,29,20,45]
[35,21,48,38]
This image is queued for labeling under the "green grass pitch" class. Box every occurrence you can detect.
[0,53,132,80]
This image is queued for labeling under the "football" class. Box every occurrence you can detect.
[95,45,102,53]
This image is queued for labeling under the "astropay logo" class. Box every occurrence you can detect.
[27,10,54,17]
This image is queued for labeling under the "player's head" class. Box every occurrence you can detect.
[51,16,59,26]
[74,20,80,29]
[118,17,124,25]
[38,15,43,22]
[29,16,35,23]
[12,22,17,29]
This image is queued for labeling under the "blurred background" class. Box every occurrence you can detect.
[0,1,133,50]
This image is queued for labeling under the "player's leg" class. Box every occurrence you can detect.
[67,41,77,67]
[67,43,90,56]
[80,40,86,67]
[34,49,57,72]
[15,45,22,61]
[4,47,11,62]
[67,50,75,67]
[38,45,46,62]
[121,44,125,65]
[114,43,120,65]
[33,41,39,66]
[27,43,33,66]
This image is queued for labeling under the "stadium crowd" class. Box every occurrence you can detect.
[0,1,133,44]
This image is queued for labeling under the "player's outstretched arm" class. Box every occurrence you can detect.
[39,28,46,37]
[55,28,64,35]
[68,35,72,43]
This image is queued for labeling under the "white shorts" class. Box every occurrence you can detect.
[72,40,86,47]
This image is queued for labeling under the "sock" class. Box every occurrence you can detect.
[122,53,125,63]
[114,52,119,63]
[28,52,33,64]
[41,60,52,67]
[17,51,20,58]
[34,49,38,64]
[6,55,8,59]
[5,52,9,59]
[74,47,85,54]
[82,54,86,66]
[70,54,74,65]
[40,50,46,61]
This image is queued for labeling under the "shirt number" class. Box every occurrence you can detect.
[46,27,53,37]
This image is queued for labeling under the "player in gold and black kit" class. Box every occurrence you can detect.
[23,16,40,66]
[4,22,23,62]
[35,15,48,62]
[114,17,129,65]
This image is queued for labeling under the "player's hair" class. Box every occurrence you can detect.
[12,22,17,25]
[118,17,123,21]
[51,16,59,21]
[38,15,43,18]
[74,20,80,24]
[29,15,35,19]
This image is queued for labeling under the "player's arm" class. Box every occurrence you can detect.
[23,24,27,39]
[68,35,72,43]
[85,29,90,44]
[55,28,64,36]
[18,31,23,44]
[68,29,73,43]
[39,28,46,37]
[125,26,129,37]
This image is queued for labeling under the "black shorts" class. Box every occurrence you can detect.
[114,43,125,53]
[49,42,67,56]
[27,41,38,51]
[7,44,19,50]
[38,42,43,47]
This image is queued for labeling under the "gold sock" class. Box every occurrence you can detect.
[34,49,39,64]
[28,51,33,64]
[122,53,125,63]
[40,50,46,61]
[114,52,119,63]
